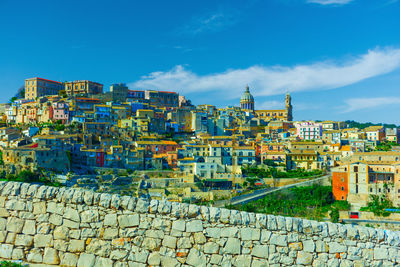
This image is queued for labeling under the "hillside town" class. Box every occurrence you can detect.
[1,77,400,223]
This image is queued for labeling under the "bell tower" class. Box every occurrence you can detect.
[285,92,293,121]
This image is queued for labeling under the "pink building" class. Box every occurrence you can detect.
[51,102,69,123]
[295,122,323,140]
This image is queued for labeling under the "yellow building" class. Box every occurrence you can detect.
[254,93,293,121]
[64,80,103,96]
[25,77,63,100]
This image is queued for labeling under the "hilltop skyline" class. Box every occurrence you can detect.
[0,0,399,123]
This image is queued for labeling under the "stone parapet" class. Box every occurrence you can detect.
[0,181,399,266]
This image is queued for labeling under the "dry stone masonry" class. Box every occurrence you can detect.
[0,181,399,266]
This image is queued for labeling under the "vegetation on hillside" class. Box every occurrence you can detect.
[227,185,350,221]
[360,194,394,217]
[0,261,26,267]
[374,141,400,152]
[242,166,323,179]
[345,120,398,130]
[0,170,62,187]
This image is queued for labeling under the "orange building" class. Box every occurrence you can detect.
[332,165,349,201]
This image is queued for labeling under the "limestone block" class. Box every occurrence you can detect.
[327,258,339,267]
[118,214,139,228]
[0,244,13,259]
[34,234,53,248]
[149,199,158,214]
[204,242,219,254]
[86,239,112,257]
[220,208,231,223]
[348,246,362,260]
[6,217,24,233]
[297,251,313,265]
[188,204,200,217]
[54,240,69,252]
[128,249,148,263]
[374,247,388,260]
[233,255,252,267]
[27,248,43,263]
[303,239,315,252]
[289,242,303,251]
[251,258,269,267]
[64,207,80,222]
[329,241,347,253]
[276,216,286,230]
[158,200,172,214]
[200,206,210,221]
[54,226,69,240]
[210,254,223,265]
[260,229,272,243]
[37,222,51,234]
[11,247,24,260]
[162,235,177,249]
[240,227,260,241]
[205,227,220,238]
[177,237,192,249]
[172,220,186,232]
[33,202,46,215]
[193,232,206,244]
[111,194,121,209]
[280,256,294,265]
[83,191,94,206]
[209,207,221,223]
[315,240,328,253]
[77,253,96,267]
[0,231,6,243]
[15,234,34,247]
[61,253,79,267]
[241,212,250,225]
[267,215,277,230]
[110,249,128,260]
[81,228,97,238]
[161,256,180,267]
[5,199,26,211]
[136,198,149,213]
[43,247,60,265]
[68,239,85,252]
[0,217,7,230]
[148,251,161,265]
[186,248,207,267]
[104,213,117,226]
[69,229,81,239]
[49,213,63,226]
[6,232,16,244]
[269,233,287,247]
[186,220,203,232]
[63,219,80,229]
[81,209,99,223]
[0,208,10,218]
[104,228,119,240]
[224,238,241,254]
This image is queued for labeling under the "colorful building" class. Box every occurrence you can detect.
[25,77,63,100]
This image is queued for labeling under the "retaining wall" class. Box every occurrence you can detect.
[0,181,399,266]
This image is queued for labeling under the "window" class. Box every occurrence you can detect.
[341,187,344,191]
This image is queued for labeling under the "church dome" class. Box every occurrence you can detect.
[240,85,254,103]
[240,85,255,112]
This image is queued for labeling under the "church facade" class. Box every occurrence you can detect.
[240,85,293,121]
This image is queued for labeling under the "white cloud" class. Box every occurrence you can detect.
[256,100,283,110]
[341,97,400,113]
[178,11,238,35]
[307,0,353,5]
[131,47,400,101]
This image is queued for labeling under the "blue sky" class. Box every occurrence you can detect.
[0,0,399,123]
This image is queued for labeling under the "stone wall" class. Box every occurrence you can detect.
[0,181,399,267]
